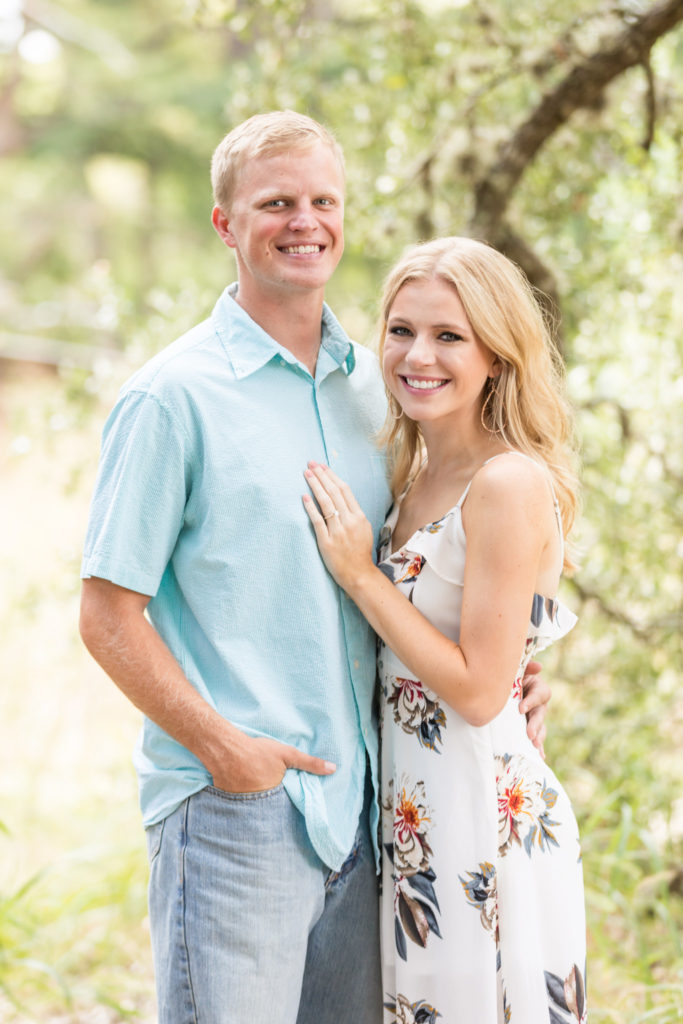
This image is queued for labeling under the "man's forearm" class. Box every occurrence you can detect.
[79,576,335,791]
[79,578,245,778]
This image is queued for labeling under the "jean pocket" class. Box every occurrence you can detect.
[145,818,166,865]
[205,781,285,802]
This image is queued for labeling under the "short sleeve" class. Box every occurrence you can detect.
[81,389,191,596]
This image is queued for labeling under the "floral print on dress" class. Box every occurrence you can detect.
[511,636,539,701]
[384,994,442,1023]
[531,592,559,628]
[388,676,446,752]
[496,753,560,858]
[379,456,586,1022]
[379,552,425,602]
[421,517,447,536]
[378,522,393,554]
[384,777,442,960]
[546,964,587,1023]
[459,861,498,938]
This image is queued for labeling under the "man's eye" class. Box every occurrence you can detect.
[315,198,334,206]
[264,199,287,207]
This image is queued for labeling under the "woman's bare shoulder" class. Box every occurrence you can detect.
[466,452,552,517]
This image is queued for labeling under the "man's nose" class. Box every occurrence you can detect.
[288,201,317,230]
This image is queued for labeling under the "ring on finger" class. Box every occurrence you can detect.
[323,509,340,520]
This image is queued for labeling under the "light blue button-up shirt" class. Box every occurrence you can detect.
[81,286,391,870]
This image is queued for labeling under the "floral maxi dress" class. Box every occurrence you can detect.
[378,462,587,1024]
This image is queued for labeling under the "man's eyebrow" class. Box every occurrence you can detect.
[251,186,343,202]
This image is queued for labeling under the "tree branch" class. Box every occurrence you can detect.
[567,577,676,643]
[641,56,657,150]
[485,223,563,339]
[471,0,683,234]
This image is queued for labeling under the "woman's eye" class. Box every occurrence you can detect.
[388,326,412,337]
[440,331,463,342]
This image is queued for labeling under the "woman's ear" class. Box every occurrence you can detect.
[489,356,503,379]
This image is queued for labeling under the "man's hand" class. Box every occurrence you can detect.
[208,734,336,794]
[519,660,551,758]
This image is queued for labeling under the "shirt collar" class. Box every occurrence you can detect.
[212,284,355,380]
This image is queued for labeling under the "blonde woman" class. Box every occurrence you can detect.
[304,237,586,1023]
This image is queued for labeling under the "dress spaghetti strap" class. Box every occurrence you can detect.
[457,450,565,562]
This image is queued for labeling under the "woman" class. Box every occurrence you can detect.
[303,237,586,1023]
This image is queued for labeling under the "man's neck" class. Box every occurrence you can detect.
[233,282,325,376]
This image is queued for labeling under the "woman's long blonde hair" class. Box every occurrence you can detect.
[378,236,579,571]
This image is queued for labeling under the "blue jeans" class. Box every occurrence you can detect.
[146,777,381,1023]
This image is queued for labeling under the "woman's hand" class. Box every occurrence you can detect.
[303,462,376,594]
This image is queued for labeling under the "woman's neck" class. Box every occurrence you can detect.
[418,417,507,483]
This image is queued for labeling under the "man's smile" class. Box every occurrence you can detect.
[278,244,324,254]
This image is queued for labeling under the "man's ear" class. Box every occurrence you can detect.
[212,206,236,248]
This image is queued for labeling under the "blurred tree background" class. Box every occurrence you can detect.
[1,0,682,1020]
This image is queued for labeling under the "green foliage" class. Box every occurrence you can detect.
[0,838,151,1018]
[1,0,681,1019]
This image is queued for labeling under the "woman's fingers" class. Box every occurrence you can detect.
[303,463,376,593]
[306,461,361,515]
[320,464,364,515]
[304,468,340,523]
[304,463,348,520]
[302,491,324,527]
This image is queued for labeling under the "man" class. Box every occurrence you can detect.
[80,111,549,1024]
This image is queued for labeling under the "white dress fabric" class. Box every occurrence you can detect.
[378,454,587,1024]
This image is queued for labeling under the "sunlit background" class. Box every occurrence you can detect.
[1,0,682,1020]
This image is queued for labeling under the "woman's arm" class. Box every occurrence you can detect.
[303,459,553,728]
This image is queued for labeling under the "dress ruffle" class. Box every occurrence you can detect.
[380,504,577,650]
[529,592,577,652]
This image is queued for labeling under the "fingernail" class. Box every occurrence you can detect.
[324,761,336,773]
[304,469,313,478]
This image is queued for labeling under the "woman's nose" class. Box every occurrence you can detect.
[405,333,435,366]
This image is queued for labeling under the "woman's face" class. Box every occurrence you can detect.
[382,277,499,427]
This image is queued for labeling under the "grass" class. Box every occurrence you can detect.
[1,365,154,1022]
[1,364,681,1021]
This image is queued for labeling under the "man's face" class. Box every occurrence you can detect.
[216,142,345,302]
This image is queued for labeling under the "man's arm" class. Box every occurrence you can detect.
[79,577,335,791]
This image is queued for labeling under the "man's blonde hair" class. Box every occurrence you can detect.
[211,110,345,213]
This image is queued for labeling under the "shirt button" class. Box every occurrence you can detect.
[353,659,360,669]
